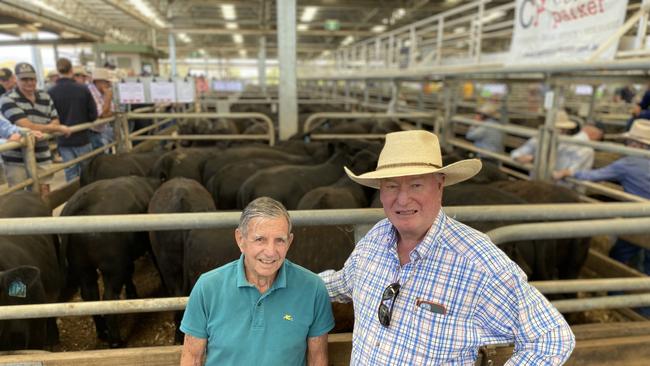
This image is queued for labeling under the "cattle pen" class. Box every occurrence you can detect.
[1,0,650,365]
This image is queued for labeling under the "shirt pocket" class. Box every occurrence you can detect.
[412,306,471,363]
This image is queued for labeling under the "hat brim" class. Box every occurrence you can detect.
[621,132,650,145]
[344,158,482,189]
[17,73,36,79]
[555,121,577,130]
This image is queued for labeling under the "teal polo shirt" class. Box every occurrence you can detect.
[180,255,335,366]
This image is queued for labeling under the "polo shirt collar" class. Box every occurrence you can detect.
[236,254,288,291]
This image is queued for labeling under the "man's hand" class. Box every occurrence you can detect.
[58,125,72,137]
[31,130,44,139]
[515,154,534,164]
[632,104,641,117]
[552,169,572,180]
[8,133,21,142]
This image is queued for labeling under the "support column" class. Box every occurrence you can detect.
[277,0,298,140]
[536,83,563,180]
[587,84,598,122]
[29,34,44,89]
[168,33,177,77]
[258,36,267,94]
[53,44,59,63]
[363,80,370,107]
[344,81,350,111]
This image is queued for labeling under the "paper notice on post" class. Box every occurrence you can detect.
[150,81,176,103]
[117,82,146,104]
[176,79,195,103]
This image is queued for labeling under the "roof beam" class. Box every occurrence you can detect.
[0,38,88,46]
[101,0,164,30]
[170,28,374,37]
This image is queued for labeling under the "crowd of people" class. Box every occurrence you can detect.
[0,59,117,196]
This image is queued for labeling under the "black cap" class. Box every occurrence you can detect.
[14,62,36,79]
[0,68,12,81]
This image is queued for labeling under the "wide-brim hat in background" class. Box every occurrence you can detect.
[14,62,36,79]
[73,66,89,76]
[46,70,58,78]
[91,68,117,83]
[344,130,482,189]
[477,103,499,118]
[555,110,577,130]
[623,119,650,145]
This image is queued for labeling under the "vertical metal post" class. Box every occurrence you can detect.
[23,135,41,193]
[277,0,298,140]
[203,54,209,78]
[258,36,267,94]
[588,84,598,122]
[436,19,444,65]
[536,83,562,180]
[151,29,157,50]
[440,80,455,151]
[29,34,45,90]
[53,44,59,63]
[115,113,132,153]
[363,80,370,107]
[418,82,425,110]
[635,0,650,49]
[501,84,509,124]
[344,81,351,111]
[168,33,177,77]
[388,34,395,67]
[375,39,381,67]
[409,26,417,67]
[474,0,485,63]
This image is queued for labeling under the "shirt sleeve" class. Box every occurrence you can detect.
[639,90,650,110]
[46,95,58,120]
[573,159,625,183]
[86,88,98,121]
[0,116,20,138]
[510,138,537,159]
[473,266,575,365]
[466,125,486,141]
[180,276,209,339]
[0,96,26,123]
[319,245,359,303]
[308,278,335,338]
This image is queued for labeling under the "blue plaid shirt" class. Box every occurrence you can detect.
[321,210,575,365]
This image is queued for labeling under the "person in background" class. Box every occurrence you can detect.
[87,68,117,150]
[466,102,504,156]
[511,110,602,176]
[0,68,16,95]
[0,62,71,196]
[554,119,650,280]
[73,66,89,85]
[320,130,575,364]
[181,197,333,366]
[48,58,98,182]
[44,70,59,90]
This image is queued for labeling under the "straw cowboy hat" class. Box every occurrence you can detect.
[623,119,650,145]
[344,130,482,189]
[477,103,499,118]
[73,66,88,76]
[555,110,577,130]
[91,68,117,83]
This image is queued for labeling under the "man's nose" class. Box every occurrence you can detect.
[396,187,410,204]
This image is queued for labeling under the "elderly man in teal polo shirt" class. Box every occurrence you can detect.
[180,197,334,365]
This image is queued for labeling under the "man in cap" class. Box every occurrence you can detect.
[466,102,504,155]
[48,58,98,182]
[72,66,89,85]
[87,67,116,150]
[510,109,601,175]
[0,67,16,95]
[554,119,650,278]
[320,130,575,365]
[181,197,334,366]
[0,62,71,195]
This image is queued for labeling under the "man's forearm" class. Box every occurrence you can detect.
[180,334,207,366]
[307,334,329,366]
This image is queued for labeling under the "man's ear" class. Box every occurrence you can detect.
[287,233,294,248]
[235,228,244,253]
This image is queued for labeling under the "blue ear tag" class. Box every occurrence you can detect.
[8,280,27,298]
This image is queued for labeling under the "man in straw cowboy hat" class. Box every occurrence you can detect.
[466,102,504,156]
[554,119,650,280]
[510,109,602,176]
[319,130,575,365]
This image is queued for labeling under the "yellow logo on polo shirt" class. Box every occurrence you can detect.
[283,314,293,321]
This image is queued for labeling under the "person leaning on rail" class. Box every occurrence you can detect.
[465,102,504,157]
[0,62,71,196]
[319,130,575,365]
[180,197,334,366]
[554,119,650,283]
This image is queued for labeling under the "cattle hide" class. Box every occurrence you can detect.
[80,151,160,186]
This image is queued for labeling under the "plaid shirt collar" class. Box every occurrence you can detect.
[383,209,448,262]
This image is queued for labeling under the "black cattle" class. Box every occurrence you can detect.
[0,191,63,350]
[151,148,219,182]
[60,176,160,348]
[238,152,350,210]
[80,151,160,186]
[148,178,216,343]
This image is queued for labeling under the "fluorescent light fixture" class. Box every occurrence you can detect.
[178,33,192,43]
[128,0,168,27]
[233,34,243,43]
[222,4,237,20]
[297,24,309,31]
[300,6,318,23]
[480,10,506,24]
[199,48,205,54]
[371,25,386,33]
[28,0,65,16]
[321,50,331,56]
[0,24,19,29]
[341,36,354,46]
[453,26,466,34]
[226,22,238,30]
[239,49,247,57]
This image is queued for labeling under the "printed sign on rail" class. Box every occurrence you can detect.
[117,82,146,104]
[150,81,177,103]
[509,0,629,65]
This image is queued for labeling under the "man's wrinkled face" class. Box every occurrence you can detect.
[236,216,293,282]
[380,173,445,242]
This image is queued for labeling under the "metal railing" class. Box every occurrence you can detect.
[303,111,435,137]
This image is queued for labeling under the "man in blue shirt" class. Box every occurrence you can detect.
[466,102,504,156]
[180,197,334,366]
[554,119,650,276]
[321,130,574,365]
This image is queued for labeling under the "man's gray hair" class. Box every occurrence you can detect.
[238,197,292,236]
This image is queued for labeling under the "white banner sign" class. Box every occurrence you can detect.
[509,0,629,65]
[150,81,176,103]
[117,82,146,104]
[176,79,195,103]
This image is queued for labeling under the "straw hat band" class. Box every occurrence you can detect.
[376,162,442,170]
